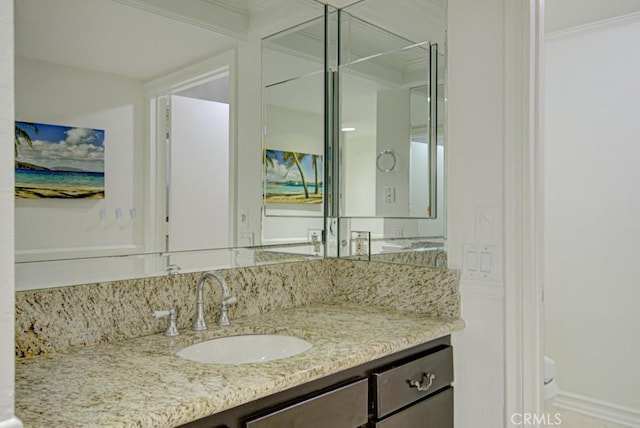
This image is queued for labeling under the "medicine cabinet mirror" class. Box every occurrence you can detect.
[261,12,328,254]
[335,2,447,265]
[260,1,447,266]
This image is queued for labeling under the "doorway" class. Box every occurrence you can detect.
[543,3,640,426]
[147,64,234,271]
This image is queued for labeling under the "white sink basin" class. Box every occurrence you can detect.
[177,334,313,364]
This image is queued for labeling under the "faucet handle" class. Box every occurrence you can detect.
[153,308,180,337]
[166,264,181,275]
[223,296,237,306]
[218,296,237,326]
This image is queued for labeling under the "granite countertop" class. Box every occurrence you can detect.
[16,303,464,428]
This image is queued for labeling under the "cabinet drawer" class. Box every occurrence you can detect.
[373,387,453,428]
[244,378,368,428]
[372,346,453,418]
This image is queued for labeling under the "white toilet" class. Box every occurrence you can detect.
[544,356,559,401]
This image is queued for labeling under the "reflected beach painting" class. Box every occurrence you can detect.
[264,149,323,204]
[15,121,105,199]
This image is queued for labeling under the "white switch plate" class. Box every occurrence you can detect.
[239,232,254,246]
[307,229,322,242]
[384,186,395,204]
[462,243,497,280]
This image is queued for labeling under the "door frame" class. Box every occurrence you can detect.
[504,0,546,425]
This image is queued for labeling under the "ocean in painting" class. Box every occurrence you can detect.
[16,169,104,189]
[263,181,323,204]
[265,182,323,194]
[15,169,105,199]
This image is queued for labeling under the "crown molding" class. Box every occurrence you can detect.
[547,10,640,42]
[112,0,249,40]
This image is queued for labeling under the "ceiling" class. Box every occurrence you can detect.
[14,0,240,81]
[15,0,445,82]
[25,0,638,83]
[14,0,339,82]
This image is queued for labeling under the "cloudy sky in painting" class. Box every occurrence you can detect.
[265,150,321,183]
[15,122,105,172]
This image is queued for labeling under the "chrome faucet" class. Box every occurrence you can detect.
[193,270,237,330]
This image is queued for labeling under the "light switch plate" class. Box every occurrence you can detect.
[239,207,249,230]
[462,243,498,280]
[475,206,498,243]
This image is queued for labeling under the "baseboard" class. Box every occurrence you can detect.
[553,391,640,427]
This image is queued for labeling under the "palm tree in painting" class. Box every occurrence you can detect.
[14,122,39,158]
[310,154,320,195]
[264,149,277,169]
[282,151,309,199]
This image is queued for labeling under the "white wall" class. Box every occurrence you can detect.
[14,56,146,259]
[448,0,507,426]
[410,141,429,217]
[343,134,376,216]
[545,15,640,416]
[0,2,22,426]
[236,37,265,246]
[449,0,544,421]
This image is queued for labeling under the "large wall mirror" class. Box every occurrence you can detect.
[14,0,325,290]
[14,0,446,291]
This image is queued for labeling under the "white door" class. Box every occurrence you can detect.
[167,95,230,252]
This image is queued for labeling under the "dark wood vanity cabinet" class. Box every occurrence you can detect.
[372,387,453,428]
[371,346,453,427]
[244,378,369,428]
[180,336,453,428]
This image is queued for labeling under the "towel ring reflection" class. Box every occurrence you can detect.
[376,150,397,172]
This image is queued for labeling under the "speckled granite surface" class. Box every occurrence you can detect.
[15,260,335,357]
[333,259,460,319]
[15,258,462,427]
[16,259,459,357]
[16,303,464,428]
[369,249,448,267]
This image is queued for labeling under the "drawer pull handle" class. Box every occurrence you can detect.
[408,373,435,392]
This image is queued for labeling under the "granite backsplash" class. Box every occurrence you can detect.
[15,259,460,357]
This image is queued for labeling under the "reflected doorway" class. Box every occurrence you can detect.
[152,72,231,258]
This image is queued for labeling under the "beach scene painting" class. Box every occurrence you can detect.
[15,121,105,199]
[264,149,323,204]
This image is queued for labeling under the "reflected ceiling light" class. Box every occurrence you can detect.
[341,127,356,132]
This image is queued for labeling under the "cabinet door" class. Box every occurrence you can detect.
[374,387,453,428]
[244,378,368,428]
